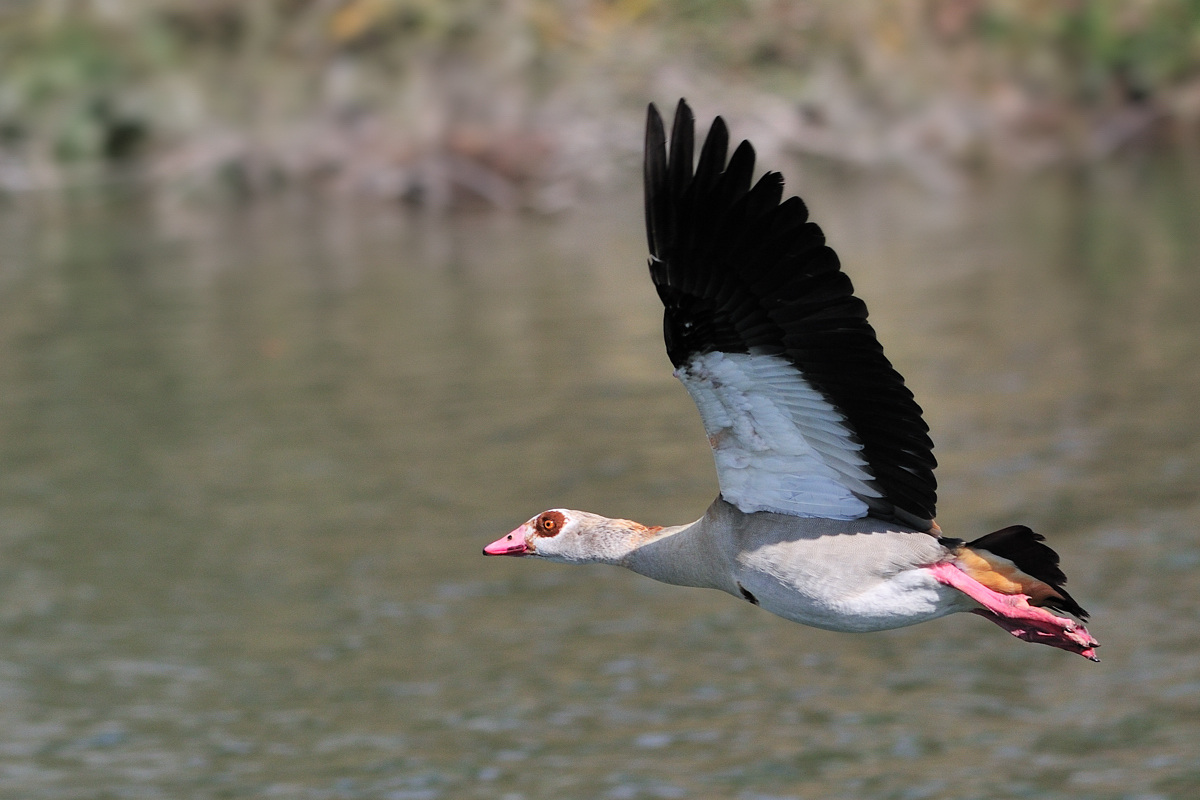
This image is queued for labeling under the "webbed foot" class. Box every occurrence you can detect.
[928,562,1099,661]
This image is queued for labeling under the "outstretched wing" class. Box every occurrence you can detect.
[644,100,937,530]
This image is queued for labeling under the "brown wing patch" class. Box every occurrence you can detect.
[955,547,1063,606]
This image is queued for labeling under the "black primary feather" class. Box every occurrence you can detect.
[643,99,938,527]
[968,525,1089,620]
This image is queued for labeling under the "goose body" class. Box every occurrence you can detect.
[485,100,1099,660]
[624,499,971,633]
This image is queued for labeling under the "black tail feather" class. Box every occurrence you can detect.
[968,525,1089,621]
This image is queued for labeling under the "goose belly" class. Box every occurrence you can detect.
[732,536,973,633]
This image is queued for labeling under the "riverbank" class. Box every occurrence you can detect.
[3,1,1200,205]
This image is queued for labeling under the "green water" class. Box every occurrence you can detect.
[1,157,1199,799]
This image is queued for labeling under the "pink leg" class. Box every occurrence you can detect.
[927,562,1100,662]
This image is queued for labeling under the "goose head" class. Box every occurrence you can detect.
[483,509,660,565]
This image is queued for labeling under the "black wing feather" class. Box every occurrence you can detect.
[644,99,938,526]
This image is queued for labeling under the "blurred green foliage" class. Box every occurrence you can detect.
[660,0,1200,101]
[978,1,1200,101]
[2,0,1200,189]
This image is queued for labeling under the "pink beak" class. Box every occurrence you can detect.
[483,523,530,556]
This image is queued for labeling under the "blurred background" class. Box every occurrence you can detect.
[5,0,1200,197]
[2,2,1200,799]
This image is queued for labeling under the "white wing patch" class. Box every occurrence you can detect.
[676,351,880,519]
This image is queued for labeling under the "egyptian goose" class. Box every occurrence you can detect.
[484,100,1099,661]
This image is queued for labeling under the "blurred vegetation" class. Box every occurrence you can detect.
[2,0,1200,203]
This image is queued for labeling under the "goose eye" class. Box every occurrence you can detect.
[536,511,564,536]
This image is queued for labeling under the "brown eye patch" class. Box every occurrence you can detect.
[536,511,565,537]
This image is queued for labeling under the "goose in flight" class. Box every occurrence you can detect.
[484,100,1099,661]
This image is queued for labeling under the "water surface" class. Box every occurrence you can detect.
[1,158,1200,799]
